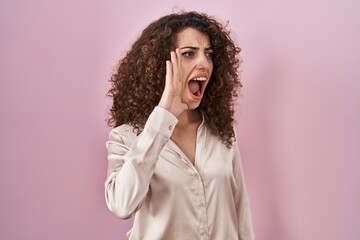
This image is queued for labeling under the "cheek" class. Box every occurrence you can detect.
[179,64,191,82]
[209,63,214,75]
[180,62,192,73]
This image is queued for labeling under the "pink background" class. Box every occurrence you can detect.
[1,0,359,239]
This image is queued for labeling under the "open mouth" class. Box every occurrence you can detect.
[188,76,207,98]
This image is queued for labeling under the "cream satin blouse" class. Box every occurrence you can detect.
[105,106,254,240]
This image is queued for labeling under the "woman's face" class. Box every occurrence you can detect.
[175,27,214,110]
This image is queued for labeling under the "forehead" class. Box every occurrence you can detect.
[175,27,211,48]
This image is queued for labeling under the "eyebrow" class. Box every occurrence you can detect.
[179,46,213,51]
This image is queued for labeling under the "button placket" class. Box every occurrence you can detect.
[192,127,210,239]
[192,171,209,240]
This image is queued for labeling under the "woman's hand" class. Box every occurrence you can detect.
[158,49,188,117]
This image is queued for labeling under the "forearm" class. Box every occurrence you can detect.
[104,106,178,218]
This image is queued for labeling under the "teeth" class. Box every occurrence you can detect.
[193,77,207,81]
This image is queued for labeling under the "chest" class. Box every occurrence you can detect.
[152,139,236,194]
[170,126,198,165]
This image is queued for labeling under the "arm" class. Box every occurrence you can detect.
[105,49,186,219]
[233,139,255,240]
[104,106,178,219]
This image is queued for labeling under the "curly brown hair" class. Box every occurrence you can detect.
[107,11,241,147]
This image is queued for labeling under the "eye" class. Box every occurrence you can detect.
[206,51,214,58]
[181,51,195,57]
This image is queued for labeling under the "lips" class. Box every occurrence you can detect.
[188,75,208,99]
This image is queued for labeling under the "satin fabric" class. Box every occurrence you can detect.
[105,106,254,240]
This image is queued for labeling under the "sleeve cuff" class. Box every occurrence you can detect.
[144,106,178,138]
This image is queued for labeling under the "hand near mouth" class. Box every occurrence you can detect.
[158,49,189,117]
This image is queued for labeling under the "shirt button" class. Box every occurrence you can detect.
[168,125,173,130]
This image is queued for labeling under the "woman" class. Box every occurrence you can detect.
[105,11,254,240]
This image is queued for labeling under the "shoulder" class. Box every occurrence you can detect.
[108,124,137,148]
[111,124,135,135]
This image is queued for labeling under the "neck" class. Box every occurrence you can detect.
[176,109,202,128]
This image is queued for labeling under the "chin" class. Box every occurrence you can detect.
[187,101,202,110]
[182,92,204,110]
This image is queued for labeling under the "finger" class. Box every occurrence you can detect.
[165,60,172,88]
[175,48,182,76]
[175,48,185,92]
[175,49,183,84]
[170,50,179,82]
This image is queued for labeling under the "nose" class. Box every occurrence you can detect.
[195,53,211,70]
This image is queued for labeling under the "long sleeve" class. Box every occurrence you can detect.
[104,106,178,219]
[233,140,255,240]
